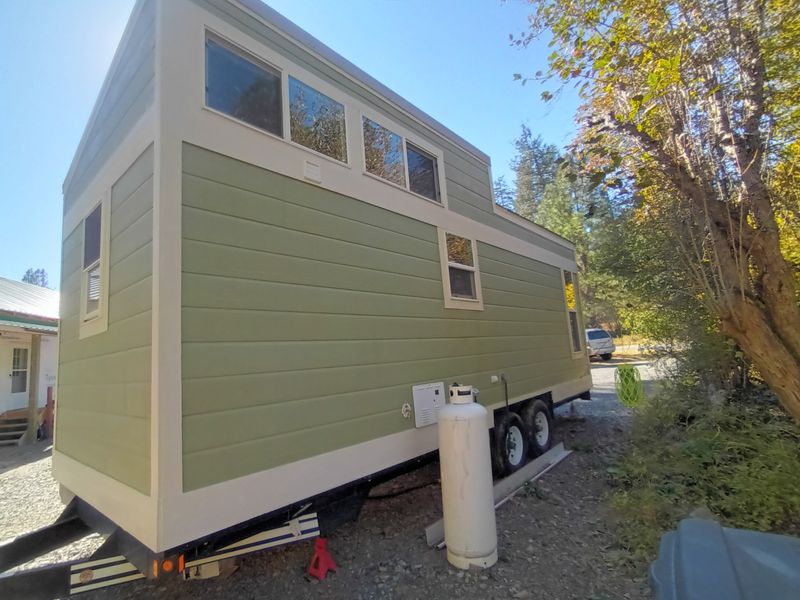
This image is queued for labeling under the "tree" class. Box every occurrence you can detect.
[509,126,561,219]
[22,268,49,288]
[492,175,515,210]
[520,0,800,420]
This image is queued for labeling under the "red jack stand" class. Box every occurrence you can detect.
[308,537,337,581]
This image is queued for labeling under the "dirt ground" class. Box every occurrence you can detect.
[1,361,657,599]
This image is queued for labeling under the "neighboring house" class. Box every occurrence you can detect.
[0,276,59,438]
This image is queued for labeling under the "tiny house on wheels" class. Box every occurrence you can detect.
[6,0,592,594]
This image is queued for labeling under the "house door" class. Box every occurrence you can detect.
[8,346,31,412]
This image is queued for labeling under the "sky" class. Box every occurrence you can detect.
[0,0,579,288]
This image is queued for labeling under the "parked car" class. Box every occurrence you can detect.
[585,328,615,360]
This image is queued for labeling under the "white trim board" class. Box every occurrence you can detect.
[52,450,157,549]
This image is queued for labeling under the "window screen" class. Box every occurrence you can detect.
[206,35,282,136]
[289,77,347,162]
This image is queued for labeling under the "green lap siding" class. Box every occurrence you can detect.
[57,145,154,494]
[181,144,587,491]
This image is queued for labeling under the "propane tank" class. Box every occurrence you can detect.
[438,383,498,570]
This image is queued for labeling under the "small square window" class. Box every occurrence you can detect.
[438,230,483,310]
[406,142,439,202]
[363,117,406,186]
[206,34,282,137]
[289,77,347,162]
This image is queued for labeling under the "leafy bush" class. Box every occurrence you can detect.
[610,382,800,561]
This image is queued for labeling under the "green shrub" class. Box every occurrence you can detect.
[610,385,800,561]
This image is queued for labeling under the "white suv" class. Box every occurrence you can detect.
[585,328,615,360]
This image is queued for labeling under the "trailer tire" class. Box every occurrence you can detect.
[522,399,553,457]
[491,412,529,477]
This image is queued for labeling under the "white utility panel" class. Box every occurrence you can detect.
[411,382,446,428]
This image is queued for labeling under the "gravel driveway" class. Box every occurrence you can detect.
[1,361,656,599]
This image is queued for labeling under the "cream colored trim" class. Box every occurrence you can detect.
[63,0,150,196]
[492,203,575,251]
[437,228,484,311]
[561,270,585,358]
[153,0,185,551]
[63,108,156,239]
[52,450,157,548]
[78,193,110,339]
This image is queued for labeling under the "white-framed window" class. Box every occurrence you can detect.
[205,32,283,137]
[288,76,347,163]
[563,270,582,354]
[11,348,28,394]
[438,228,483,310]
[362,115,442,204]
[79,194,110,339]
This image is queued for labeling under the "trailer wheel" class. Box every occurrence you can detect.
[522,399,553,457]
[491,412,529,477]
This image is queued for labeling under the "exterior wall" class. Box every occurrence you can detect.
[191,0,572,261]
[56,145,154,495]
[181,144,588,491]
[63,0,156,209]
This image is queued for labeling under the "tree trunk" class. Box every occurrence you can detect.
[721,297,800,423]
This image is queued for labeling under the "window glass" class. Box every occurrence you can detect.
[11,348,28,394]
[83,205,101,269]
[446,234,473,266]
[563,271,581,352]
[448,267,475,299]
[363,117,405,186]
[289,77,347,162]
[206,36,282,136]
[406,142,439,202]
[568,312,581,352]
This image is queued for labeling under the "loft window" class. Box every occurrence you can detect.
[362,116,443,203]
[563,271,582,353]
[83,204,102,318]
[289,77,347,163]
[406,142,439,202]
[205,34,282,137]
[362,117,406,186]
[438,229,483,310]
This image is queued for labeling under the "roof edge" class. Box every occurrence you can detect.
[233,0,492,166]
[62,0,148,198]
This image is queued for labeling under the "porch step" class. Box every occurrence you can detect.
[0,420,28,445]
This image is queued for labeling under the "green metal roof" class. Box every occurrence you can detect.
[0,277,59,333]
